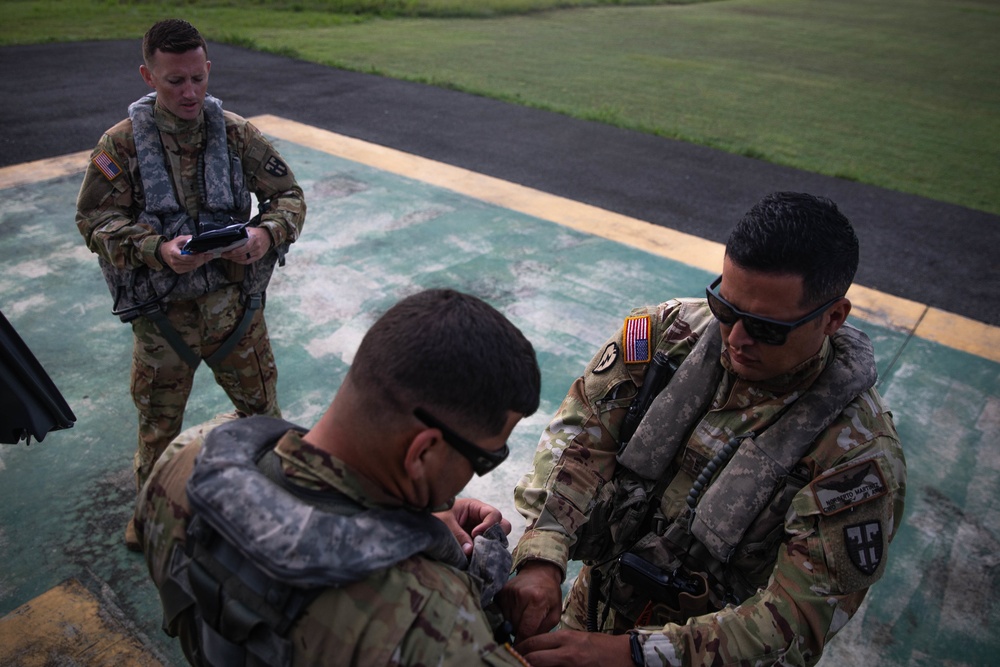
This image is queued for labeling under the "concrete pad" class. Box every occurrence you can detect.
[0,120,997,667]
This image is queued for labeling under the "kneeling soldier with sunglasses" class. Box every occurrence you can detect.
[134,289,541,666]
[501,191,907,667]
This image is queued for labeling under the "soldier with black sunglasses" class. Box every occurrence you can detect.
[133,289,541,666]
[503,192,907,667]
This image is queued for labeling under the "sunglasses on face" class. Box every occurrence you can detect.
[413,407,509,476]
[705,275,840,346]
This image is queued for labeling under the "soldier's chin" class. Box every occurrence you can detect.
[430,497,456,513]
[176,102,203,119]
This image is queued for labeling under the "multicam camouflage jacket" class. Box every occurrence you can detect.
[75,95,305,319]
[135,415,530,667]
[512,299,907,666]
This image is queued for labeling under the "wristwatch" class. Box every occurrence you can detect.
[629,632,644,666]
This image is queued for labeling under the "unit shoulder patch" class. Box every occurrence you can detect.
[263,154,288,178]
[92,150,122,181]
[811,459,887,516]
[623,315,651,364]
[844,520,884,575]
[593,342,618,374]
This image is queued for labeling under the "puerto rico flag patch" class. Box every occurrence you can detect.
[623,315,651,364]
[93,150,122,181]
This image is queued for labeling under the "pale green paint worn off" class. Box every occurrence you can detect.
[0,140,997,666]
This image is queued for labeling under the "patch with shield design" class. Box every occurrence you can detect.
[844,520,883,575]
[264,155,288,177]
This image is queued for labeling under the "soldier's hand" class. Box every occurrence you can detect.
[160,235,212,274]
[516,629,631,667]
[498,560,564,641]
[221,226,272,264]
[435,497,511,556]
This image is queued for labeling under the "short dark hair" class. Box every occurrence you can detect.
[725,192,859,306]
[348,289,541,436]
[142,19,208,66]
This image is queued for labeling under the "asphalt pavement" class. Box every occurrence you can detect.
[1,39,997,327]
[1,38,999,667]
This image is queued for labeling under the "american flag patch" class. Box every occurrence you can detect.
[623,315,651,364]
[93,150,122,181]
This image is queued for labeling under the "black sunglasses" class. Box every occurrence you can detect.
[413,407,509,476]
[705,275,840,346]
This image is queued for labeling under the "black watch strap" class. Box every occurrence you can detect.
[629,633,644,666]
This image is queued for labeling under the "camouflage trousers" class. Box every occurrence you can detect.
[129,285,280,490]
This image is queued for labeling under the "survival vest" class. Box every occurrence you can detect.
[574,323,878,628]
[99,93,290,367]
[158,416,512,667]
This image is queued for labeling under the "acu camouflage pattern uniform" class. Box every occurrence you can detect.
[135,415,532,667]
[76,101,305,489]
[512,299,907,666]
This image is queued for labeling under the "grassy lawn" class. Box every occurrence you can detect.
[3,0,998,215]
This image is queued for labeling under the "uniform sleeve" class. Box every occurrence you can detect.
[75,132,166,270]
[635,434,907,667]
[134,415,240,589]
[134,436,200,590]
[511,374,625,575]
[291,558,531,666]
[512,301,695,576]
[236,121,306,248]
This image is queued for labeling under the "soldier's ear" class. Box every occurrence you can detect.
[402,429,439,508]
[139,64,154,88]
[403,428,435,480]
[823,298,852,336]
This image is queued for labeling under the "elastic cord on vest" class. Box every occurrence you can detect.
[685,433,753,516]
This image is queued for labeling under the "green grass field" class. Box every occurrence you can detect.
[3,0,998,215]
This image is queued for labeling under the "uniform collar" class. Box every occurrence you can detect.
[272,430,406,511]
[153,100,205,135]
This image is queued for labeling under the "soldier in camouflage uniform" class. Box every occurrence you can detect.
[75,20,305,549]
[500,192,907,666]
[134,289,541,666]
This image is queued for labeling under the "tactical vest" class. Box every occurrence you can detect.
[575,324,877,629]
[159,416,512,667]
[100,93,285,324]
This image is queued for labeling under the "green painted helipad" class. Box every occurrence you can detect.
[1,119,997,666]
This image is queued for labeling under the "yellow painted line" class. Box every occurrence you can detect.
[252,115,1000,364]
[5,118,998,363]
[0,150,91,189]
[251,115,729,274]
[0,578,163,666]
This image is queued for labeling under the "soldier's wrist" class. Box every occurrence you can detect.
[140,235,166,268]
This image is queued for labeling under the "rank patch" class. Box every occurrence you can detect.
[844,520,883,575]
[812,459,888,516]
[623,315,651,364]
[93,150,122,181]
[593,342,618,374]
[264,155,288,177]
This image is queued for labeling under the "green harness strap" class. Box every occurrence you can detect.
[141,293,261,370]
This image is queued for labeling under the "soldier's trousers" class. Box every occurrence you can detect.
[129,285,280,490]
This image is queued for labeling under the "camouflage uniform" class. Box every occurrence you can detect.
[512,299,907,666]
[76,100,305,489]
[135,416,531,667]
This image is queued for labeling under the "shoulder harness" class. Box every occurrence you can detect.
[101,93,289,370]
[582,322,877,623]
[159,416,511,667]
